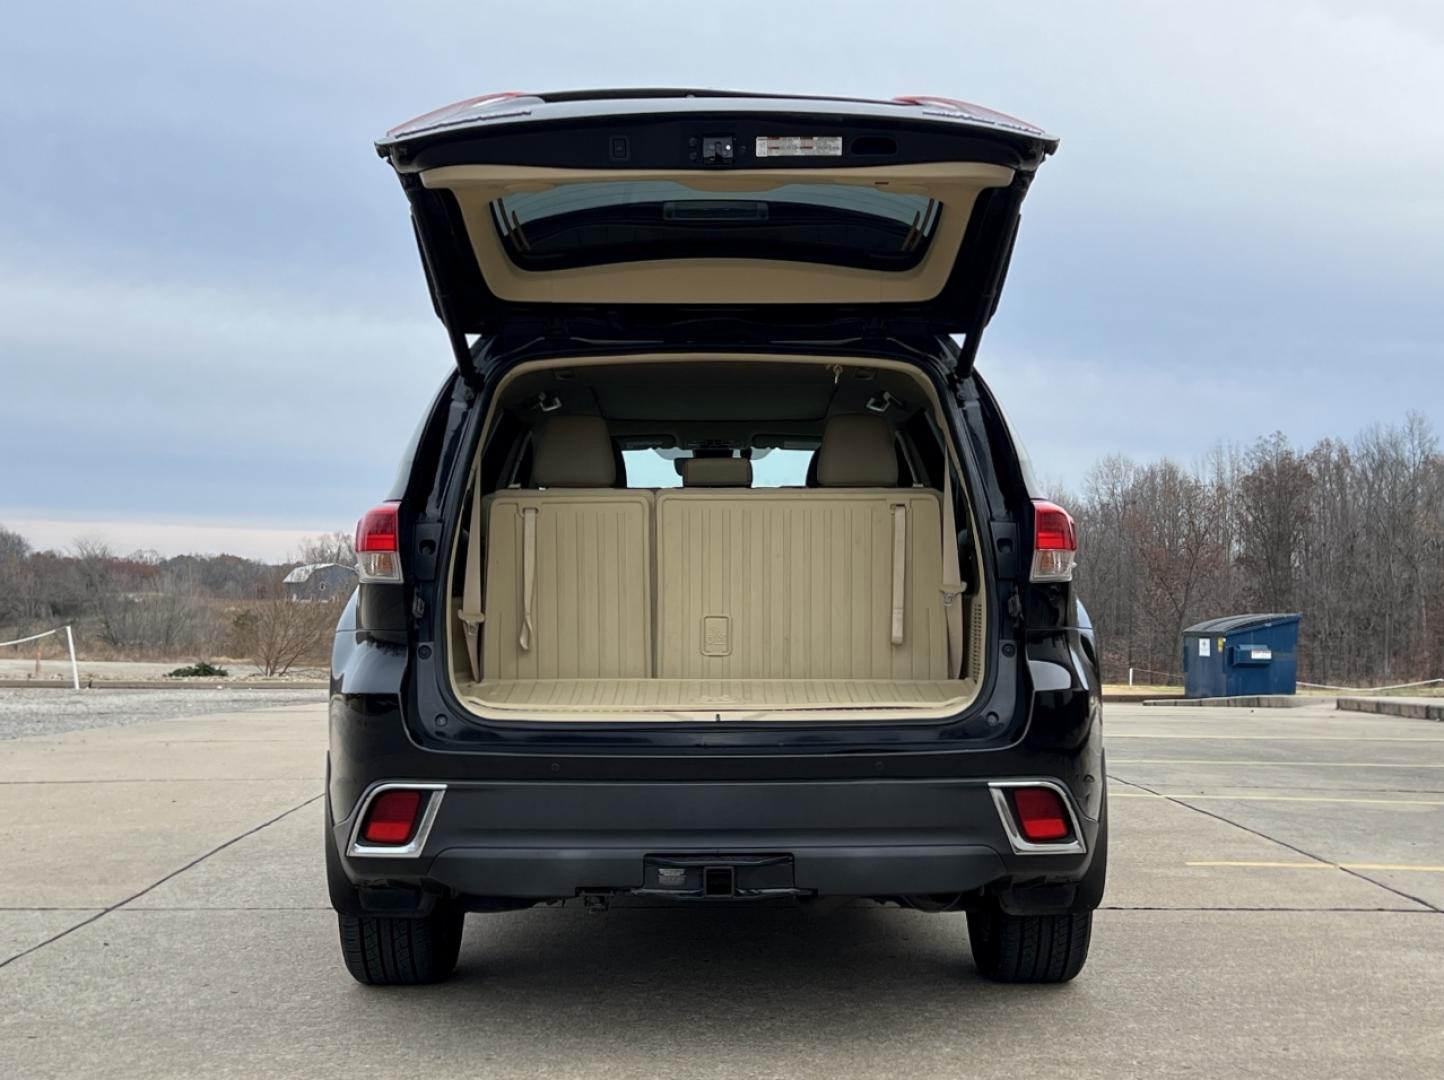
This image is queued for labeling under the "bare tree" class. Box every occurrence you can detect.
[137,562,207,654]
[298,531,357,568]
[0,524,28,564]
[1132,461,1224,678]
[1297,438,1359,685]
[71,537,143,649]
[1073,456,1141,675]
[1236,433,1313,612]
[230,576,338,676]
[0,524,32,628]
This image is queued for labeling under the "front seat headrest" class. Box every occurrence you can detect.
[531,416,617,488]
[679,457,753,487]
[814,414,898,487]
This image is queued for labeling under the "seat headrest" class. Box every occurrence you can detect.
[531,416,617,488]
[679,457,753,487]
[814,414,898,487]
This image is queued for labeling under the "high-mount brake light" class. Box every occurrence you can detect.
[893,94,972,110]
[355,502,402,583]
[1030,500,1078,583]
[384,91,530,138]
[891,95,1044,134]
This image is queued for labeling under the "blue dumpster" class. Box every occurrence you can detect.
[1181,613,1301,699]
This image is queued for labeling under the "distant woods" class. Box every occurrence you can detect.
[0,529,357,675]
[5,414,1443,687]
[1067,413,1444,687]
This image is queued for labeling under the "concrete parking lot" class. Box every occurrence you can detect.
[1,696,1441,1079]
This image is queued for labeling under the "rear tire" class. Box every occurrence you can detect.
[967,905,1092,983]
[338,907,464,986]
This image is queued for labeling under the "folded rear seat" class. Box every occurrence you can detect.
[655,415,950,681]
[474,417,653,681]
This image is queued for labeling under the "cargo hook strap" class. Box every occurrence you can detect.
[518,506,538,651]
[940,455,966,676]
[457,479,485,682]
[890,503,908,645]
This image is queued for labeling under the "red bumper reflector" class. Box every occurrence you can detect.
[361,789,423,845]
[1012,787,1070,842]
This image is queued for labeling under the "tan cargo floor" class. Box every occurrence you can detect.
[461,677,977,716]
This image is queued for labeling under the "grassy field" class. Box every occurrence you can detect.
[1102,684,1182,698]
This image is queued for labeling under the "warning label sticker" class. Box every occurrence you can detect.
[755,135,843,158]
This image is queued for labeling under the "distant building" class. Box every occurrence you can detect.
[282,562,357,602]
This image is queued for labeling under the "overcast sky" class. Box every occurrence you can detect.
[2,1,1441,558]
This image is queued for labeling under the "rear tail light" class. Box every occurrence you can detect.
[360,789,424,845]
[1011,786,1072,842]
[1030,499,1077,583]
[355,502,402,583]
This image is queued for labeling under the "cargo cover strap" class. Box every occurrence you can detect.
[890,503,908,645]
[519,506,538,652]
[940,454,966,676]
[458,478,485,682]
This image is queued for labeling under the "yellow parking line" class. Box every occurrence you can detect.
[1187,860,1334,870]
[1111,759,1444,768]
[1111,793,1444,807]
[1187,860,1444,873]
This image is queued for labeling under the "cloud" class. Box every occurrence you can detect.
[1,516,324,562]
[1,0,1441,536]
[0,256,451,523]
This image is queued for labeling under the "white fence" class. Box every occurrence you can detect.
[0,626,81,690]
[1126,667,1185,686]
[1124,664,1441,694]
[1297,678,1443,693]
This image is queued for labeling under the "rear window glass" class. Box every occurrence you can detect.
[491,181,940,272]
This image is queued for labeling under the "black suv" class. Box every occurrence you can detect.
[327,89,1105,986]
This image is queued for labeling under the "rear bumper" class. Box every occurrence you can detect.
[330,776,1100,902]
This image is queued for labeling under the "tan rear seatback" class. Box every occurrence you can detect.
[480,417,653,680]
[654,415,949,681]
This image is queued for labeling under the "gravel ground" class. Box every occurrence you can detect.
[0,687,326,740]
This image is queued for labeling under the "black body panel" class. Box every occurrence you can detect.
[328,772,1103,906]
